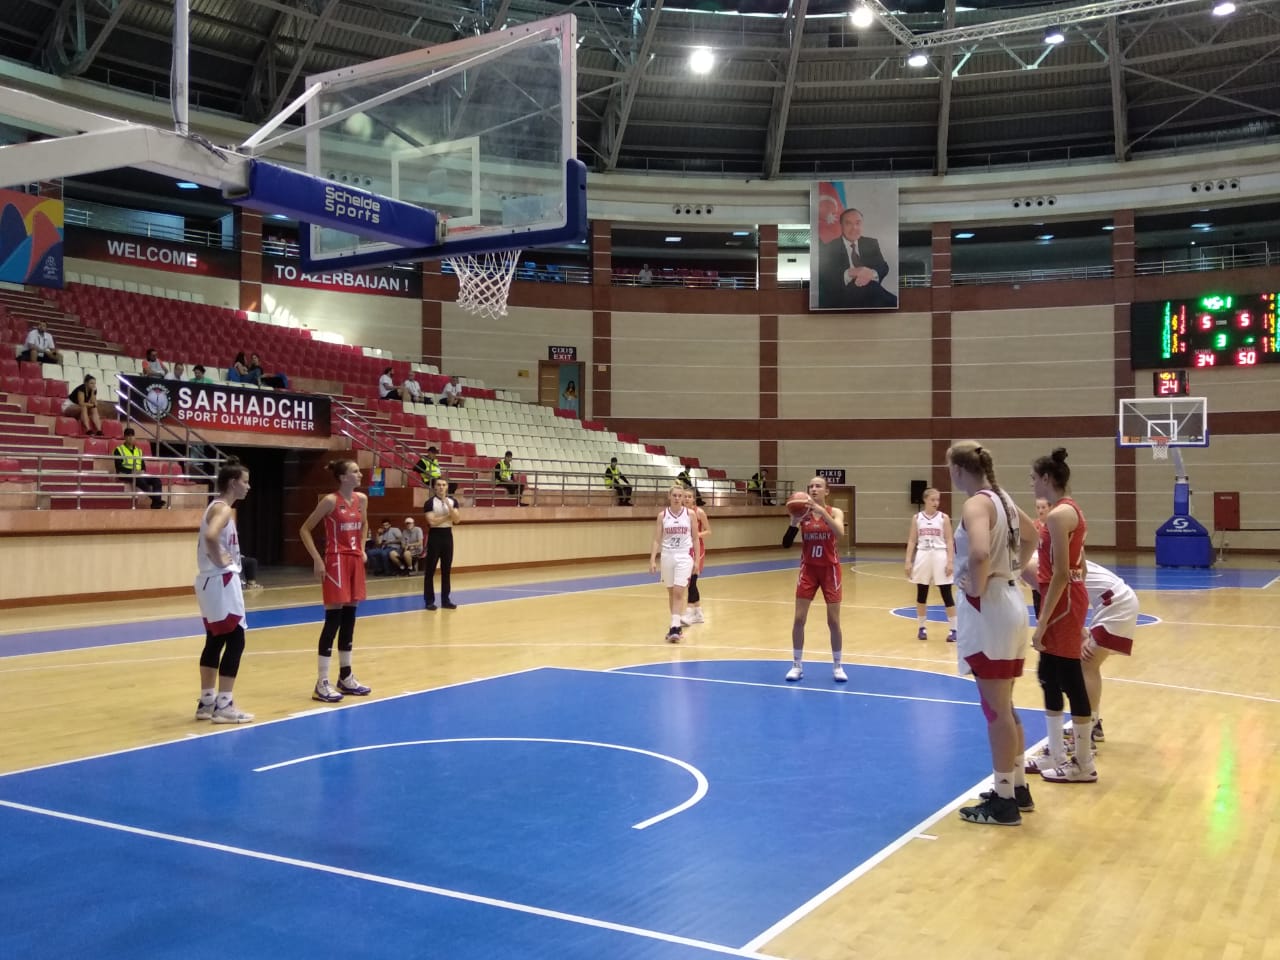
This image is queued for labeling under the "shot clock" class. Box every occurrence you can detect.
[1131,291,1279,369]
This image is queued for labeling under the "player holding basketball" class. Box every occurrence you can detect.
[300,459,373,703]
[1027,447,1097,784]
[193,457,254,724]
[903,487,957,641]
[783,476,847,683]
[650,485,696,642]
[681,487,711,625]
[948,441,1038,826]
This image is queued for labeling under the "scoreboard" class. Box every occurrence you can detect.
[1130,292,1279,369]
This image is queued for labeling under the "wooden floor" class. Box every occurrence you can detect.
[2,549,1278,959]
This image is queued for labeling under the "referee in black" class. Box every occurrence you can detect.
[423,476,460,610]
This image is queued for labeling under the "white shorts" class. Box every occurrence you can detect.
[1089,584,1138,654]
[910,550,951,586]
[955,580,1028,676]
[660,553,693,588]
[195,571,246,636]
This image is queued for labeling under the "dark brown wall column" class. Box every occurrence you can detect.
[758,223,778,292]
[931,223,953,496]
[421,260,443,367]
[591,220,613,418]
[238,209,262,313]
[758,224,779,473]
[1112,209,1137,551]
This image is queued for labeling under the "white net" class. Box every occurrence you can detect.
[446,249,521,319]
[1150,437,1170,460]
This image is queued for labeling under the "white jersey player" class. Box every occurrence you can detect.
[1080,560,1138,745]
[649,486,696,643]
[904,487,957,641]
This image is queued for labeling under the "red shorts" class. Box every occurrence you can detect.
[797,563,842,604]
[1038,580,1088,658]
[322,553,366,607]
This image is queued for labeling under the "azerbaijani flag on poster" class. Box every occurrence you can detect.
[815,181,846,244]
[0,188,64,288]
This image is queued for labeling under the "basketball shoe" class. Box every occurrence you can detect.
[1040,758,1098,783]
[211,701,255,724]
[785,665,803,681]
[665,626,682,643]
[980,784,1035,812]
[958,794,1021,826]
[313,679,343,703]
[916,626,928,641]
[194,698,216,720]
[337,675,371,696]
[833,665,848,682]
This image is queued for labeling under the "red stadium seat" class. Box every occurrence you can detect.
[54,417,84,437]
[101,420,124,439]
[44,379,66,398]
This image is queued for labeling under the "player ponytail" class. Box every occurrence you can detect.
[948,440,1019,556]
[328,458,357,481]
[1031,447,1071,492]
[215,456,246,492]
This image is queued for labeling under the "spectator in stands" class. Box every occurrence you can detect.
[371,519,407,575]
[605,457,633,506]
[676,467,706,507]
[440,375,465,407]
[114,426,164,509]
[227,352,252,384]
[379,366,404,401]
[637,263,654,286]
[749,468,776,505]
[414,446,457,495]
[560,380,578,414]
[494,451,523,502]
[401,516,425,572]
[142,347,169,378]
[402,371,430,404]
[64,373,103,436]
[171,362,186,381]
[250,353,288,390]
[19,320,61,364]
[190,365,214,384]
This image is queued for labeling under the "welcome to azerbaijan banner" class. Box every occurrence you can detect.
[122,375,331,438]
[0,187,64,288]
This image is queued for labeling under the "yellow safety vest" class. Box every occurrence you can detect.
[497,461,513,482]
[115,444,143,472]
[416,456,441,484]
[605,465,622,487]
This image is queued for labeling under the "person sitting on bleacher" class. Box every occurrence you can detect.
[402,372,430,404]
[250,353,288,390]
[142,347,169,378]
[748,468,776,506]
[20,320,61,365]
[114,427,164,509]
[401,516,425,572]
[64,374,103,436]
[227,352,253,384]
[379,366,404,401]
[494,451,524,503]
[676,468,706,507]
[414,446,457,496]
[189,365,214,384]
[605,457,633,506]
[439,375,465,407]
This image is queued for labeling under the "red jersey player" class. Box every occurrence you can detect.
[782,475,847,683]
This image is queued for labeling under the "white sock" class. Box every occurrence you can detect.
[200,688,215,704]
[339,650,353,669]
[948,616,957,630]
[832,652,842,667]
[1046,716,1065,761]
[215,692,233,708]
[992,769,1015,799]
[792,649,803,666]
[317,655,331,683]
[1073,720,1094,767]
[917,616,926,627]
[1012,758,1027,788]
[670,615,682,628]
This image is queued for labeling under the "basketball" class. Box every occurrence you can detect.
[786,493,810,519]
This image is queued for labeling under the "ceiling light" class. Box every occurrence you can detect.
[732,230,751,237]
[1044,28,1065,45]
[1037,234,1054,241]
[270,214,289,220]
[689,46,714,74]
[907,51,929,68]
[665,235,682,242]
[849,4,874,28]
[954,232,975,240]
[1212,1,1235,15]
[175,181,199,190]
[1191,222,1212,229]
[1102,225,1116,231]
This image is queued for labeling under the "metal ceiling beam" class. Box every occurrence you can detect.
[64,0,135,76]
[935,0,956,175]
[762,0,808,180]
[38,0,85,75]
[1107,16,1129,160]
[244,9,294,121]
[266,0,344,120]
[598,0,664,172]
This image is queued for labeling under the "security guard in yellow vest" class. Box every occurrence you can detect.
[604,457,632,506]
[493,450,523,503]
[414,446,456,495]
[114,427,164,508]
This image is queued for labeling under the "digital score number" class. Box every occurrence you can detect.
[1153,370,1189,396]
[1131,291,1279,369]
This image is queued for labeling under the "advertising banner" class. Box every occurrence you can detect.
[0,188,63,288]
[64,227,239,278]
[123,376,330,437]
[262,255,422,297]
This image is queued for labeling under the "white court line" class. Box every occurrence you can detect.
[0,667,545,780]
[1106,675,1280,704]
[0,798,783,960]
[738,775,998,953]
[254,737,709,830]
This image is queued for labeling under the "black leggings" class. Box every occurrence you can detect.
[1037,651,1091,717]
[317,605,357,656]
[916,583,955,606]
[688,573,700,604]
[424,528,454,603]
[199,625,246,678]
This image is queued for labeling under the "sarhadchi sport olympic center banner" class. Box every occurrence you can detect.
[122,375,331,438]
[809,180,899,312]
[0,188,64,288]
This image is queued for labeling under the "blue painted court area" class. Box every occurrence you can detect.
[0,662,1016,959]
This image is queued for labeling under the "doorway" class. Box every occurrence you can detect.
[538,360,584,416]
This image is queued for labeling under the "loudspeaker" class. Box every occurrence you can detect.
[910,479,928,505]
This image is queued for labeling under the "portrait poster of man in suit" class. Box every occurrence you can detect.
[810,181,899,310]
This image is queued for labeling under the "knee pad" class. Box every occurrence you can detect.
[915,583,929,605]
[337,604,357,652]
[980,694,997,724]
[219,627,246,678]
[317,608,341,657]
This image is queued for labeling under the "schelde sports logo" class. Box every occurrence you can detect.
[324,185,381,226]
[144,383,173,420]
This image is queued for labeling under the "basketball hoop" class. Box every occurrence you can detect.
[1150,437,1170,461]
[445,249,521,319]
